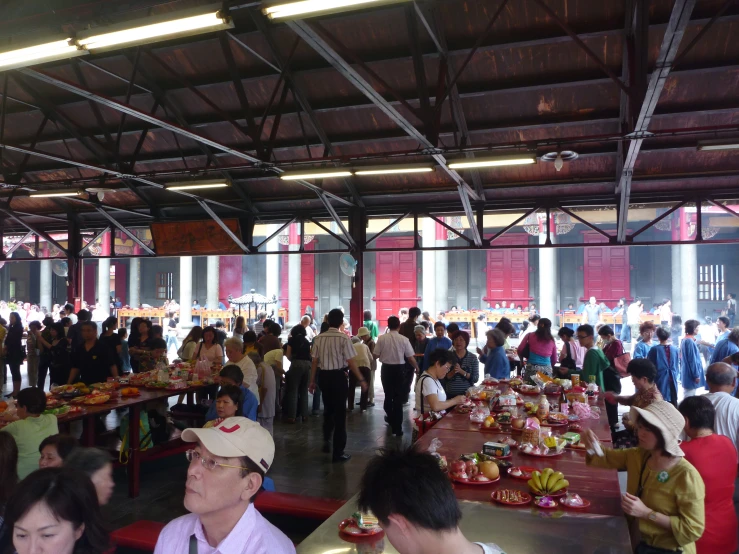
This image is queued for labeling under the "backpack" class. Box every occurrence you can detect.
[119,412,153,464]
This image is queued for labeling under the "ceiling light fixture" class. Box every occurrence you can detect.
[29,189,83,198]
[165,181,230,191]
[541,150,578,172]
[0,38,84,71]
[697,141,739,151]
[77,9,232,51]
[263,0,409,20]
[279,169,353,180]
[447,155,536,169]
[354,165,434,176]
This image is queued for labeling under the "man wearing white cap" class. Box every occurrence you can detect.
[154,417,295,554]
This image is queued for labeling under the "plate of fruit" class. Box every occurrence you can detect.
[480,415,501,431]
[338,512,383,540]
[120,387,141,397]
[449,459,500,485]
[491,489,532,506]
[528,468,568,497]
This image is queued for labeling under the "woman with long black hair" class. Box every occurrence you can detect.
[99,316,122,376]
[4,312,24,398]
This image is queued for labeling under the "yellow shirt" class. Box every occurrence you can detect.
[587,447,705,553]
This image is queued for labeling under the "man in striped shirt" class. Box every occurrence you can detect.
[374,316,420,437]
[309,309,367,462]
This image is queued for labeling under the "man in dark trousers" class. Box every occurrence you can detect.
[309,309,367,462]
[398,307,422,403]
[374,316,420,437]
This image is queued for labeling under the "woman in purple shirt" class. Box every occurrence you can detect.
[517,318,558,383]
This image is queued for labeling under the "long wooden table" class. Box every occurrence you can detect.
[296,389,631,552]
[49,387,201,498]
[117,308,234,331]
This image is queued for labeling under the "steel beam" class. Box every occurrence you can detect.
[628,201,689,240]
[616,0,696,242]
[317,193,356,248]
[20,68,264,165]
[413,2,484,199]
[79,227,111,256]
[93,207,155,256]
[5,231,33,258]
[196,200,250,253]
[0,207,68,255]
[531,0,631,98]
[287,19,482,246]
[249,13,364,207]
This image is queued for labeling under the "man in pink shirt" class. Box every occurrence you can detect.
[154,417,295,554]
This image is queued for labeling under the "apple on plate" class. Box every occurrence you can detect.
[464,460,480,477]
[449,460,467,478]
[511,417,526,430]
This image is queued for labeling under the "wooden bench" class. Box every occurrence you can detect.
[111,492,346,551]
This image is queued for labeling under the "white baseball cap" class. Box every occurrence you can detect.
[182,417,275,473]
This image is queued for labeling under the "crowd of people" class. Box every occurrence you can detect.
[0,294,738,553]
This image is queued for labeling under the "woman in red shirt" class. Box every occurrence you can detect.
[679,395,738,554]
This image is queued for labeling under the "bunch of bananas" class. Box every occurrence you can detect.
[528,468,568,495]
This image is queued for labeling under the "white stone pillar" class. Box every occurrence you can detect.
[129,258,140,308]
[97,258,110,313]
[288,253,301,325]
[422,218,436,316]
[179,256,193,328]
[671,245,682,317]
[681,244,698,320]
[539,231,557,321]
[206,255,220,309]
[265,225,280,315]
[39,260,52,313]
[435,230,448,313]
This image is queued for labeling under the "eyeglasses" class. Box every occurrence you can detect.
[576,335,589,340]
[185,449,250,472]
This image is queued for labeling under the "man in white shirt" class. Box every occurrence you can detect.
[374,316,420,437]
[154,417,295,554]
[659,299,672,327]
[627,298,643,345]
[704,362,739,455]
[224,337,259,403]
[358,446,506,554]
[301,315,315,340]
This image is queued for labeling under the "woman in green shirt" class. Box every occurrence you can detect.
[0,388,58,479]
[583,401,705,554]
[576,324,610,391]
[363,310,379,340]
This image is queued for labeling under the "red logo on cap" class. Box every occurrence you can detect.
[219,424,241,433]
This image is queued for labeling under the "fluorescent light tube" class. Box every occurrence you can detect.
[355,165,434,176]
[448,155,536,169]
[78,12,231,51]
[280,170,353,180]
[264,0,406,19]
[0,39,84,71]
[697,142,739,151]
[29,189,82,198]
[166,182,229,191]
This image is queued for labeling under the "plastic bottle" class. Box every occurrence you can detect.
[536,395,550,422]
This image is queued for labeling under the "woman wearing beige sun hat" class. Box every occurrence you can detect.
[582,401,705,554]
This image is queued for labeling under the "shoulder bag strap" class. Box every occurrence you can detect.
[189,534,198,554]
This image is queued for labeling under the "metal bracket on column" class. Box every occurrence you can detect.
[424,213,473,244]
[254,219,295,251]
[366,212,411,246]
[487,206,540,244]
[317,193,356,249]
[627,200,688,241]
[307,217,351,248]
[196,200,250,253]
[93,207,155,256]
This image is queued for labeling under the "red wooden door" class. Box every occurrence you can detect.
[83,263,96,306]
[219,256,243,307]
[486,234,530,305]
[279,243,316,315]
[301,242,316,314]
[582,232,630,303]
[112,262,127,305]
[374,237,417,325]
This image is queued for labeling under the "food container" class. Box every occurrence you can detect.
[482,441,511,458]
[561,432,581,445]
